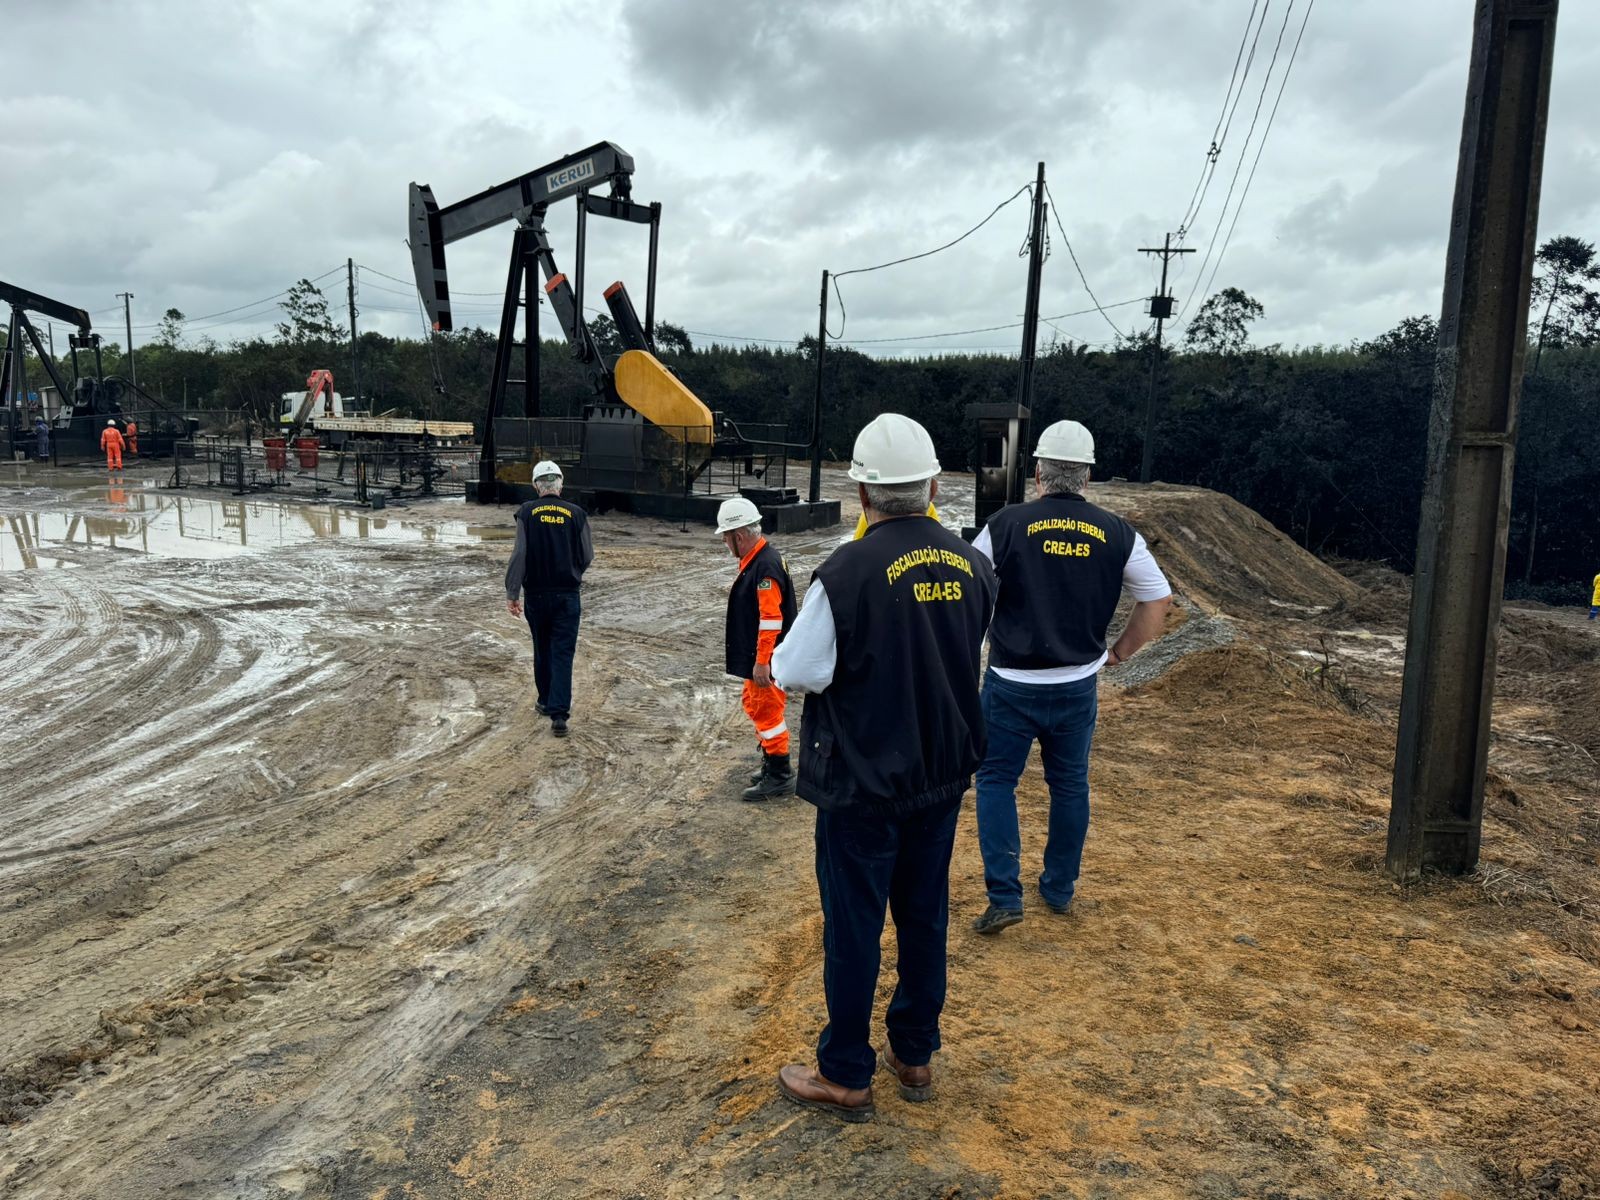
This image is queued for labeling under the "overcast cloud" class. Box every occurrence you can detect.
[4,0,1598,360]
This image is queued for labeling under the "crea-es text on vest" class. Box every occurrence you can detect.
[532,503,568,525]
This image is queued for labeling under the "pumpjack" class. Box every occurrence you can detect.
[409,142,838,530]
[2,278,186,457]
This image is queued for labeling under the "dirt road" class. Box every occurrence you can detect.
[1,466,1596,1199]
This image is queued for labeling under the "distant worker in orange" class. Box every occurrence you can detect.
[124,418,139,457]
[100,420,125,470]
[718,497,797,800]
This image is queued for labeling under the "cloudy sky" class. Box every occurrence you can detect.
[5,0,1597,360]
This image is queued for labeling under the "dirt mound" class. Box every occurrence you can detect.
[1092,482,1366,618]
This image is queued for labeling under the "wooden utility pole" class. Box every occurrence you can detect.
[346,259,362,407]
[116,292,137,389]
[1137,234,1194,483]
[1388,0,1559,882]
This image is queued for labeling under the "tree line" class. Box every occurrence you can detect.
[6,240,1598,595]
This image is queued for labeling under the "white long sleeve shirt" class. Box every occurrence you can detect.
[771,579,837,694]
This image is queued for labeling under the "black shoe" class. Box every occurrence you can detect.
[971,905,1024,935]
[748,755,769,785]
[742,753,794,801]
[536,702,549,717]
[551,717,569,737]
[1043,898,1073,916]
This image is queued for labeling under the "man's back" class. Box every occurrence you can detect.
[800,514,996,813]
[981,491,1139,671]
[513,496,592,592]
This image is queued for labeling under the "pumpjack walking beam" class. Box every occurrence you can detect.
[1,279,91,441]
[1387,0,1560,882]
[409,141,663,497]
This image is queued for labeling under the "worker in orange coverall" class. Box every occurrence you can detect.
[718,496,797,800]
[124,418,139,457]
[100,420,125,470]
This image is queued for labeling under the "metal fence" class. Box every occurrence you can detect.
[491,415,798,498]
[166,438,479,503]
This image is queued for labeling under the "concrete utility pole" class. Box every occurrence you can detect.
[116,292,137,389]
[346,259,362,407]
[1137,234,1194,483]
[1387,0,1559,882]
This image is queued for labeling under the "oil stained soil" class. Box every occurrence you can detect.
[0,466,1596,1200]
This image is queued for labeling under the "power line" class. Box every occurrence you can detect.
[678,298,1146,350]
[1183,0,1315,327]
[126,265,346,330]
[357,263,507,297]
[1177,0,1264,239]
[1176,0,1298,319]
[1043,182,1126,338]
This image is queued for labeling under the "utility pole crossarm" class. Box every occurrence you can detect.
[1136,235,1196,483]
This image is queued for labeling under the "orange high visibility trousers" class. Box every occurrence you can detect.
[741,679,789,756]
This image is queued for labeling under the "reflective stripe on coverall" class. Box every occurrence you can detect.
[741,539,789,755]
[100,427,124,469]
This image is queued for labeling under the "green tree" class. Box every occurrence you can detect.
[1184,287,1265,355]
[155,308,186,350]
[275,280,342,346]
[1530,236,1600,366]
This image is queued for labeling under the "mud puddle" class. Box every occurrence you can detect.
[0,486,501,570]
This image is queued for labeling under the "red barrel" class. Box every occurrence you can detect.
[294,437,320,469]
[263,437,287,470]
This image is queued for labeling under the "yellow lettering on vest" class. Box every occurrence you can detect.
[1026,516,1107,543]
[912,580,964,602]
[886,545,976,586]
[540,514,565,525]
[1042,539,1092,558]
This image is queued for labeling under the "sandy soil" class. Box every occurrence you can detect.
[0,463,1595,1200]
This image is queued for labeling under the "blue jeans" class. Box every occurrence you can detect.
[1590,605,1597,621]
[974,667,1099,911]
[525,590,581,718]
[814,798,961,1090]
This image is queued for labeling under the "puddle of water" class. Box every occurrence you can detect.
[0,488,493,571]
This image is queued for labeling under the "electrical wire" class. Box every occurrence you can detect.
[826,183,1034,341]
[1176,0,1297,320]
[1182,0,1314,328]
[358,263,508,297]
[1042,182,1127,338]
[1177,0,1264,240]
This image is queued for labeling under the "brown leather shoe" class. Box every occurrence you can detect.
[777,1064,875,1122]
[881,1046,933,1102]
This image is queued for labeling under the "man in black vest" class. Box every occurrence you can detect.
[717,495,798,800]
[505,460,593,737]
[771,413,997,1121]
[970,420,1172,935]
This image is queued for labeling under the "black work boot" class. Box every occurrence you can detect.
[971,905,1024,935]
[742,753,794,801]
[748,753,769,785]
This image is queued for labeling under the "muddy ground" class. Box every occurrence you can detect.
[0,463,1596,1200]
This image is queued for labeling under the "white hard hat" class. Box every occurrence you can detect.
[847,413,940,484]
[716,496,763,535]
[1034,419,1095,464]
[532,459,563,480]
[107,419,116,426]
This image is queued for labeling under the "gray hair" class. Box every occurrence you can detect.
[863,479,933,516]
[534,475,563,495]
[1038,459,1090,496]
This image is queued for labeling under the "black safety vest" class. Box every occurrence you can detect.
[516,496,590,592]
[724,539,797,679]
[798,514,997,815]
[984,492,1136,670]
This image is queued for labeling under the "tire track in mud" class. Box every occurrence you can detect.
[0,502,756,1199]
